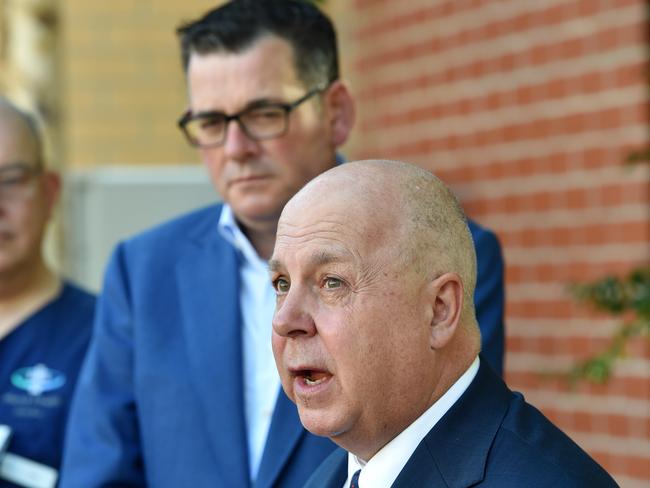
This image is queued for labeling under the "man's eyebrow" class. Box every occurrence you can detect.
[310,250,349,267]
[0,162,37,172]
[243,97,286,110]
[268,251,351,273]
[268,259,283,273]
[196,97,286,118]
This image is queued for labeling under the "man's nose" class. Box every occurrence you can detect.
[272,287,317,339]
[222,119,259,162]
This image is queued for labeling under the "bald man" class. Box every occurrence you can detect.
[270,160,616,488]
[0,98,95,487]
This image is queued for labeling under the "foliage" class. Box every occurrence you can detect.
[624,147,650,165]
[568,268,650,384]
[565,133,649,385]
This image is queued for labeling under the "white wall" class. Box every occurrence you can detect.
[62,165,217,292]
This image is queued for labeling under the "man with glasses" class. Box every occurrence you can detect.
[61,1,504,487]
[0,97,95,487]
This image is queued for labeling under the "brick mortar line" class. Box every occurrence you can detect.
[354,0,633,45]
[521,390,650,417]
[568,432,650,456]
[352,0,555,25]
[452,165,647,200]
[472,204,648,231]
[360,74,647,133]
[355,45,645,106]
[506,320,623,338]
[436,146,647,182]
[471,185,644,210]
[361,118,648,162]
[506,353,650,375]
[352,125,647,171]
[605,474,650,487]
[353,5,643,73]
[503,243,649,263]
[504,277,643,301]
[359,95,648,149]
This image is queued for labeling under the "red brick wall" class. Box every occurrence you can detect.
[336,0,649,485]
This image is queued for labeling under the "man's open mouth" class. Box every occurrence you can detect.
[302,370,330,386]
[292,369,332,386]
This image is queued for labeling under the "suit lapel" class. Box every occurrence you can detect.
[303,448,348,488]
[177,221,250,486]
[394,358,511,488]
[254,388,305,487]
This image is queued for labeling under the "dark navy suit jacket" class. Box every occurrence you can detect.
[305,359,617,488]
[60,204,504,487]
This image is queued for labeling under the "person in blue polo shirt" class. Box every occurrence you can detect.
[0,97,95,487]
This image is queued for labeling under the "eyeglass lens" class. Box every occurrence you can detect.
[0,165,39,200]
[180,86,324,148]
[184,105,288,147]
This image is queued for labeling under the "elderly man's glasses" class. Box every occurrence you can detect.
[0,163,42,201]
[177,86,326,148]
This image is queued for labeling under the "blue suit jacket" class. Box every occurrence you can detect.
[467,220,504,376]
[60,204,504,487]
[305,359,617,488]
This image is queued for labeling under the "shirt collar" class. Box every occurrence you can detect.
[347,356,480,488]
[217,204,267,269]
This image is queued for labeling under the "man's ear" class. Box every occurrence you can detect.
[427,273,463,350]
[42,170,61,216]
[324,80,355,147]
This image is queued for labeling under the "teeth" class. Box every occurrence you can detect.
[304,376,326,386]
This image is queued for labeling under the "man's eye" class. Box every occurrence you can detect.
[323,277,342,289]
[0,169,30,186]
[199,116,225,131]
[249,107,283,119]
[273,278,290,294]
[244,108,284,127]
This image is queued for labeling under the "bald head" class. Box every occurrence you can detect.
[272,159,481,458]
[282,159,478,327]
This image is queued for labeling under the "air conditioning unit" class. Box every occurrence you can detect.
[61,165,217,292]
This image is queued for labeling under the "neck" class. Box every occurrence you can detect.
[0,259,61,340]
[0,257,53,298]
[341,346,478,462]
[239,218,278,261]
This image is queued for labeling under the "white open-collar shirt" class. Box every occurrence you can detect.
[218,204,280,481]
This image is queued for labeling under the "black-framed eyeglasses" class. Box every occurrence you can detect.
[0,163,43,201]
[177,86,326,148]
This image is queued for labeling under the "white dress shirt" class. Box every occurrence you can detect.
[344,357,480,488]
[218,205,281,481]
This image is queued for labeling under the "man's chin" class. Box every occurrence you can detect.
[297,408,347,439]
[0,258,23,277]
[230,201,283,226]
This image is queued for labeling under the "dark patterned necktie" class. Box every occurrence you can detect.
[349,469,361,488]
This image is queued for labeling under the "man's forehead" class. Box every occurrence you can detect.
[0,118,39,166]
[283,176,395,234]
[273,214,383,270]
[269,246,355,272]
[278,202,355,241]
[0,114,28,138]
[187,37,303,106]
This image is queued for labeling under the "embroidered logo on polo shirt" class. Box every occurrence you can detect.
[10,364,66,396]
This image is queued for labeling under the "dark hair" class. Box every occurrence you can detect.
[177,0,339,88]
